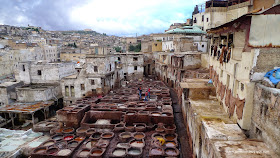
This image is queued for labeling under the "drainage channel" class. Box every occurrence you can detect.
[169,88,193,158]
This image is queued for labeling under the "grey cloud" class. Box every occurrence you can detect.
[0,0,87,30]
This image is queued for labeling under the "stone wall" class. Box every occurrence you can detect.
[250,83,280,156]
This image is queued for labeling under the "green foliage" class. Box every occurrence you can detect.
[135,43,141,52]
[129,43,141,52]
[68,42,77,48]
[129,45,135,51]
[114,47,121,52]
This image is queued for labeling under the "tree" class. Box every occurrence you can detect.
[114,47,121,52]
[129,45,135,52]
[135,43,141,52]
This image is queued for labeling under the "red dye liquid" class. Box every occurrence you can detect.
[64,135,74,140]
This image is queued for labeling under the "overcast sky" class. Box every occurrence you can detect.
[0,0,206,36]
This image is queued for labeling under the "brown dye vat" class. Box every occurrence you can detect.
[62,127,75,134]
[135,123,146,132]
[55,128,64,134]
[57,148,72,156]
[86,128,96,137]
[155,127,164,133]
[133,132,145,139]
[126,111,136,115]
[127,147,142,156]
[152,133,164,141]
[165,141,177,148]
[162,112,172,116]
[33,147,47,154]
[96,139,110,148]
[125,124,135,132]
[147,124,156,130]
[85,140,98,148]
[76,127,89,136]
[90,148,105,158]
[150,147,163,156]
[164,124,176,134]
[101,132,114,139]
[164,147,179,157]
[151,112,161,116]
[114,123,125,132]
[42,140,55,147]
[119,132,132,142]
[90,132,102,140]
[165,134,177,141]
[68,141,79,148]
[112,148,126,157]
[46,147,59,155]
[56,141,68,149]
[63,135,74,141]
[129,139,145,148]
[74,136,85,142]
[77,149,90,157]
[138,111,149,115]
[116,143,130,149]
[52,134,63,141]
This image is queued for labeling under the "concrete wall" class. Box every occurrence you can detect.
[16,85,61,102]
[183,54,201,69]
[0,81,23,105]
[226,6,249,22]
[16,62,76,84]
[120,54,144,80]
[162,41,174,52]
[152,41,162,52]
[253,0,276,10]
[60,53,86,62]
[201,53,209,68]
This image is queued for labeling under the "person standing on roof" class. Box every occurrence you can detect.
[148,87,151,98]
[144,91,148,101]
[138,87,142,100]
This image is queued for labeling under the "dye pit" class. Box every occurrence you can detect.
[31,79,184,157]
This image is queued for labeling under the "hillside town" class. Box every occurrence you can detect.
[0,0,280,157]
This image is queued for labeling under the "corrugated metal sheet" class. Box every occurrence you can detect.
[249,15,280,47]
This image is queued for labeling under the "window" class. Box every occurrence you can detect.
[202,15,204,22]
[109,64,111,71]
[71,86,75,97]
[207,18,209,22]
[94,66,98,72]
[134,66,137,70]
[92,89,97,94]
[155,44,157,46]
[202,44,204,48]
[194,18,197,23]
[91,80,95,85]
[22,65,25,71]
[241,83,244,91]
[65,86,69,97]
[133,57,138,61]
[118,57,120,61]
[81,84,85,90]
[37,70,42,75]
[226,74,230,87]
